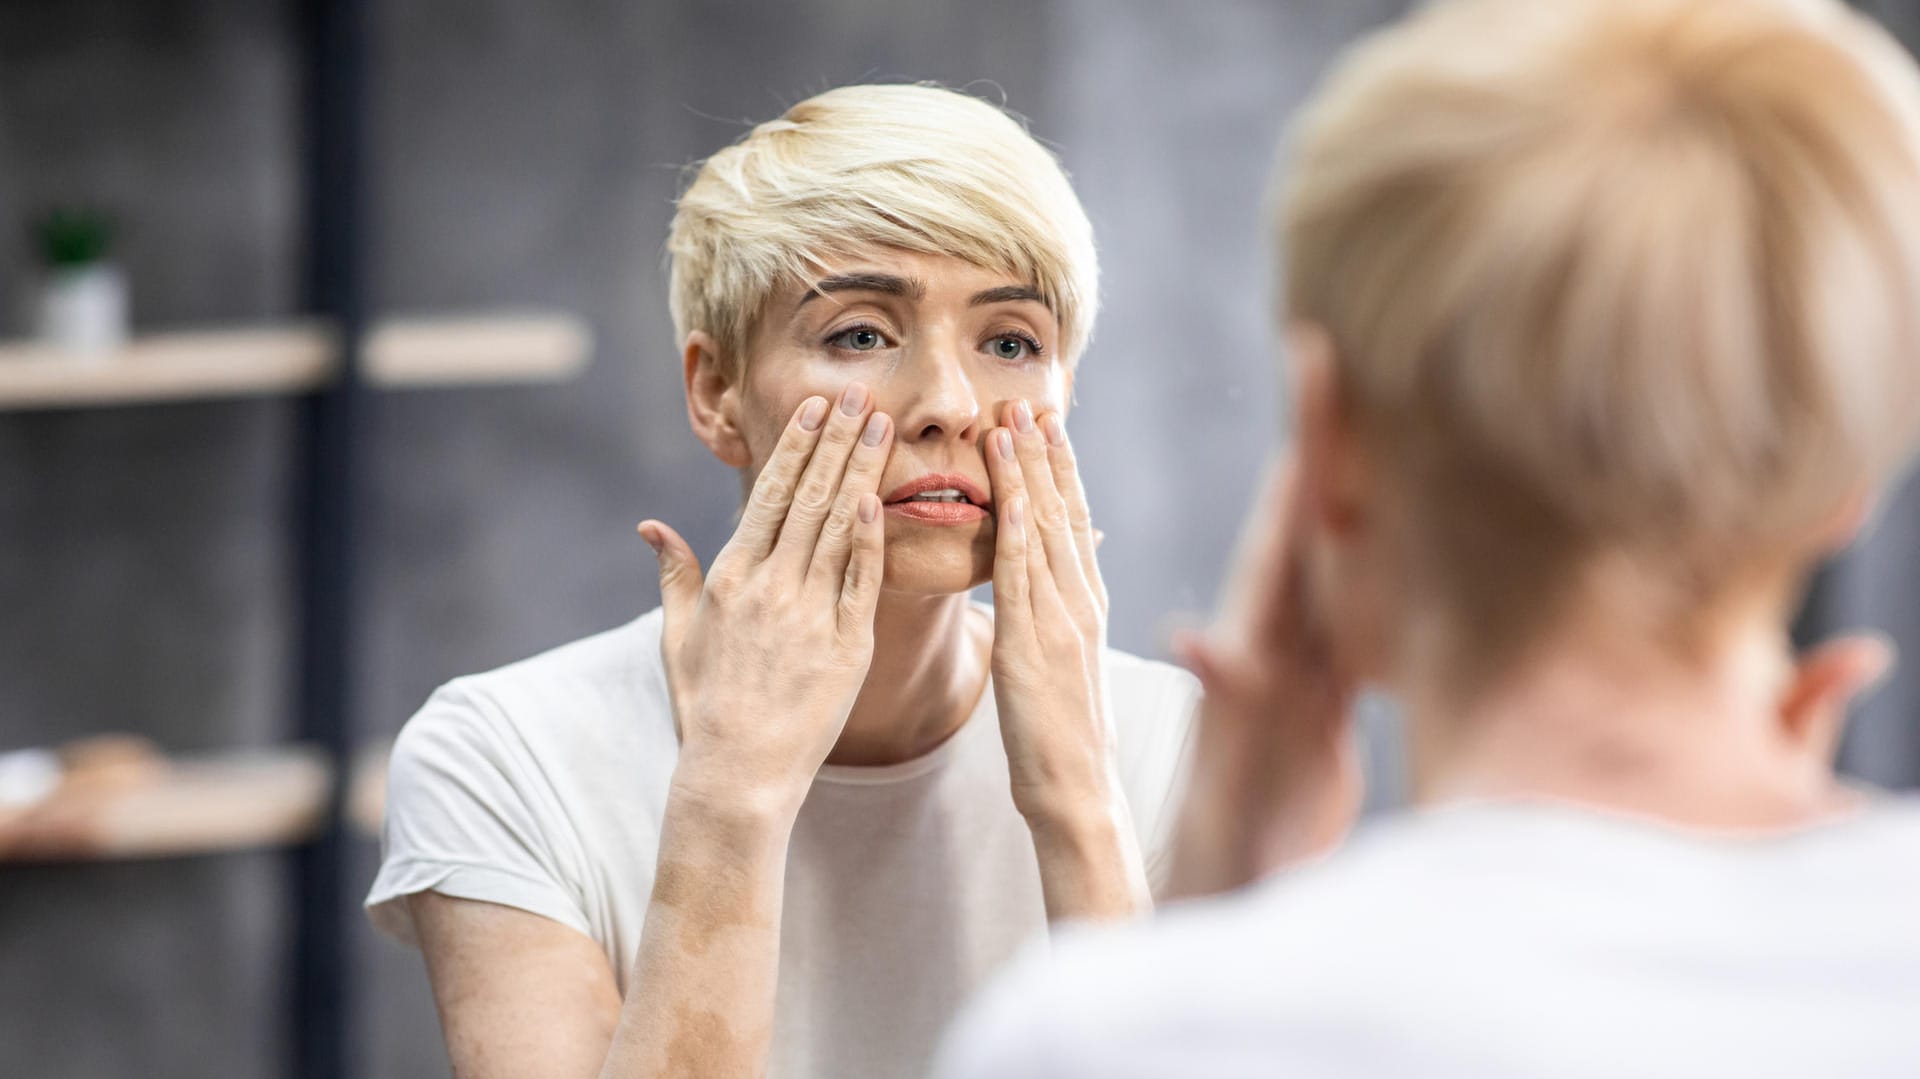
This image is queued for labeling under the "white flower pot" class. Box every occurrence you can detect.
[37,262,129,357]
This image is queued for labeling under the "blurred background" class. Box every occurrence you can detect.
[2,1,1917,1076]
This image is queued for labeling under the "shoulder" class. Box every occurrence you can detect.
[933,817,1482,1079]
[399,610,668,750]
[388,609,675,800]
[1099,646,1200,761]
[933,883,1296,1078]
[1102,647,1201,714]
[444,608,665,715]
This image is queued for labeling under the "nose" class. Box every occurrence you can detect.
[889,341,982,447]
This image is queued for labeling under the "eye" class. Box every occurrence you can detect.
[988,333,1042,362]
[827,326,889,353]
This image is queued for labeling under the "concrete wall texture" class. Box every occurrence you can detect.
[2,1,1915,1076]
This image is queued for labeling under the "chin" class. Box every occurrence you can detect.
[878,522,995,595]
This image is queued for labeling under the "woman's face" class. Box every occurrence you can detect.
[722,248,1071,595]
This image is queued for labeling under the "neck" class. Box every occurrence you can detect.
[1404,600,1851,831]
[826,589,989,767]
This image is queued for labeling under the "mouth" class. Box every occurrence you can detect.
[882,473,992,526]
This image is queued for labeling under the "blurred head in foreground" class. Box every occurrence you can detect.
[667,84,1097,596]
[1280,0,1920,803]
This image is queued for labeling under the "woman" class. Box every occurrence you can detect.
[936,0,1920,1075]
[365,84,1197,1078]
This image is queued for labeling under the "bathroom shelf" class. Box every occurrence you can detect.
[0,311,591,411]
[0,325,332,409]
[346,739,391,839]
[0,6,594,1075]
[0,744,333,863]
[366,313,589,389]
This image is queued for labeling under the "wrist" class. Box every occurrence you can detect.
[1019,776,1129,850]
[667,759,805,839]
[1011,740,1122,820]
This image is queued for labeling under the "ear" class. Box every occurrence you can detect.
[1285,320,1368,541]
[1776,633,1894,762]
[683,330,751,469]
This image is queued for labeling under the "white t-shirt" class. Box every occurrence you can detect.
[365,606,1198,1079]
[934,800,1920,1079]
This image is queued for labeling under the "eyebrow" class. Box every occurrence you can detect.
[792,274,1052,311]
[969,285,1047,308]
[796,273,926,308]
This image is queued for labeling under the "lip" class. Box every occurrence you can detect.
[882,471,992,526]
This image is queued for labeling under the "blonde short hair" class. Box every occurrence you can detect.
[1278,0,1920,640]
[668,84,1098,371]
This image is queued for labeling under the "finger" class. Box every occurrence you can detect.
[837,493,886,638]
[1005,401,1088,602]
[639,519,704,661]
[645,520,715,743]
[1171,629,1225,696]
[1781,633,1896,760]
[809,410,893,589]
[991,492,1034,633]
[773,382,874,572]
[1039,411,1104,599]
[987,424,1050,589]
[729,395,830,563]
[1220,456,1312,647]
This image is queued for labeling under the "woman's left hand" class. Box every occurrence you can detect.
[986,399,1147,918]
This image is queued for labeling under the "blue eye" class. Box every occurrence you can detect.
[989,334,1040,361]
[829,326,887,352]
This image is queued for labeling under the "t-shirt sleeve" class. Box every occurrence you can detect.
[1137,668,1202,897]
[364,680,592,946]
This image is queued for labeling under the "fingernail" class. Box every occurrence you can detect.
[1013,400,1035,434]
[841,382,870,416]
[1042,413,1065,446]
[1009,496,1026,528]
[862,412,889,446]
[800,397,828,431]
[637,523,664,554]
[995,428,1016,461]
[858,493,879,523]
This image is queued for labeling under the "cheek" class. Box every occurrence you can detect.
[740,358,861,460]
[978,362,1069,418]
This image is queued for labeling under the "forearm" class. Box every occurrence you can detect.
[1163,781,1265,901]
[1024,779,1150,923]
[599,779,795,1079]
[1162,764,1351,902]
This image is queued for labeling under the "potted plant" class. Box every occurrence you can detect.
[32,206,128,356]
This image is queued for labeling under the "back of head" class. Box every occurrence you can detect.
[1278,0,1920,669]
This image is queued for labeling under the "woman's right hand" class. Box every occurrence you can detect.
[1165,457,1361,898]
[638,383,893,821]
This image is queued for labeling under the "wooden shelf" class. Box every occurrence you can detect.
[366,313,589,389]
[347,738,391,839]
[0,743,333,862]
[0,325,334,409]
[0,311,591,411]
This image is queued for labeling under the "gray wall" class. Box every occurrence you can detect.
[2,1,1915,1077]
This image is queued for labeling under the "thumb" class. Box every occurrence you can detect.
[1172,629,1244,714]
[638,520,703,645]
[1780,633,1895,762]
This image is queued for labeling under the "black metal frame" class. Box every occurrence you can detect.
[290,1,367,1076]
